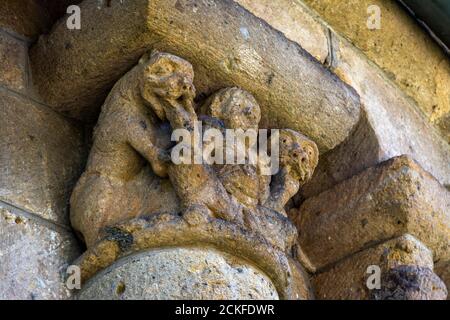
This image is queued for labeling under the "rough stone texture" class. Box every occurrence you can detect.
[0,0,49,39]
[312,235,438,300]
[297,156,450,271]
[299,110,380,199]
[288,257,314,300]
[0,88,86,226]
[1,0,444,301]
[300,33,450,196]
[76,211,296,299]
[235,0,329,63]
[435,261,450,300]
[435,59,450,143]
[78,247,278,300]
[30,0,360,152]
[0,204,81,300]
[371,265,447,300]
[303,0,450,143]
[69,51,191,246]
[0,31,28,92]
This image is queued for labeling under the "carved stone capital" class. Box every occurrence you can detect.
[75,210,296,299]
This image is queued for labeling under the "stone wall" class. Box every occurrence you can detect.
[0,0,86,299]
[0,0,448,300]
[236,0,450,190]
[244,0,450,143]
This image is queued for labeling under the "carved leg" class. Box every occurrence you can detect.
[167,163,242,223]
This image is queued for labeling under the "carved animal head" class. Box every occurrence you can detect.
[278,129,318,183]
[139,51,196,120]
[201,87,261,131]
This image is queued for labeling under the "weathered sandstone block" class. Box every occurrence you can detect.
[312,235,446,300]
[303,0,450,143]
[0,31,27,92]
[0,0,49,39]
[0,88,86,225]
[300,33,450,195]
[0,204,81,300]
[297,155,450,270]
[69,51,317,252]
[434,60,450,142]
[235,0,329,63]
[288,257,314,300]
[30,0,360,152]
[68,51,317,300]
[78,247,278,300]
[234,0,449,193]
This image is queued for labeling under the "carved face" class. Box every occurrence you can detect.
[202,87,261,131]
[278,129,318,183]
[140,51,196,120]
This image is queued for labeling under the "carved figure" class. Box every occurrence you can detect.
[70,51,195,246]
[71,51,319,252]
[200,87,271,209]
[163,86,318,251]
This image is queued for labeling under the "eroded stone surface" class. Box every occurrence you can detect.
[299,109,381,199]
[0,31,27,92]
[70,52,192,246]
[297,156,450,271]
[435,60,450,142]
[0,0,49,39]
[288,257,314,300]
[435,261,450,300]
[0,88,86,225]
[0,205,81,300]
[312,235,439,300]
[303,0,450,143]
[300,33,450,197]
[236,0,329,63]
[78,247,278,300]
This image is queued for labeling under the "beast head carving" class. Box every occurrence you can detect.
[278,129,318,184]
[139,51,196,122]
